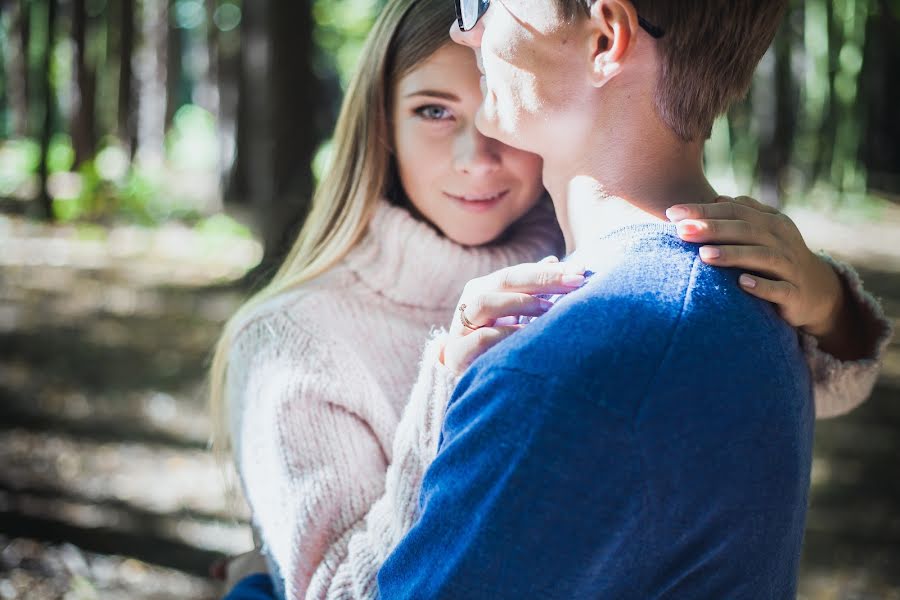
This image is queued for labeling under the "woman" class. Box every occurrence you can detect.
[212,0,892,597]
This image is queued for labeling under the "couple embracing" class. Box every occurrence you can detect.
[216,1,892,598]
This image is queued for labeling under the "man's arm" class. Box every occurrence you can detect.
[377,364,649,599]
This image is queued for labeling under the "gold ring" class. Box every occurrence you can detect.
[458,304,480,331]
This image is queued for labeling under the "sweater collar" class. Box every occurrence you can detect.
[344,198,564,310]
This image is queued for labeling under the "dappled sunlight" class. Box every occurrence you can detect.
[0,213,260,597]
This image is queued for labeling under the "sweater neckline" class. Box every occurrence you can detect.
[343,198,564,310]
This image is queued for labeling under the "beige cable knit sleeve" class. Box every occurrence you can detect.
[309,329,457,600]
[228,314,457,600]
[805,255,894,419]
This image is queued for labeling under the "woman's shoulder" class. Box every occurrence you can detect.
[230,267,360,344]
[231,298,319,356]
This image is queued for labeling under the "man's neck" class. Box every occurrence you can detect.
[541,110,718,253]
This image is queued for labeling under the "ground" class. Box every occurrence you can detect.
[0,206,898,599]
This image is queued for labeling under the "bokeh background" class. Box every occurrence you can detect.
[0,0,898,598]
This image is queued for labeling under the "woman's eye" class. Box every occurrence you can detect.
[415,105,453,121]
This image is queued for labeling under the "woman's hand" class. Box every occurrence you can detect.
[666,195,844,338]
[442,257,587,375]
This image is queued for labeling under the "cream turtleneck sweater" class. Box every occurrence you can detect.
[225,199,891,600]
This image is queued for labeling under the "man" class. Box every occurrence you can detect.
[378,1,814,598]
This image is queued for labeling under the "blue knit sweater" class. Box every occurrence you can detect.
[377,223,814,599]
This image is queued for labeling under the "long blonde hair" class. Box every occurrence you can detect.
[208,0,458,461]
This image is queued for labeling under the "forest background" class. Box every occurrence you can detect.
[0,0,899,598]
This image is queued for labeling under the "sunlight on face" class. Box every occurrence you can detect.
[451,0,590,156]
[392,42,546,247]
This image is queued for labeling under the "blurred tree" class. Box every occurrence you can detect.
[36,0,57,220]
[862,0,900,196]
[0,6,7,139]
[135,0,168,167]
[165,0,181,132]
[229,0,319,278]
[72,0,97,167]
[4,2,31,137]
[118,0,137,158]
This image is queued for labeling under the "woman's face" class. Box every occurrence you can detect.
[392,42,546,247]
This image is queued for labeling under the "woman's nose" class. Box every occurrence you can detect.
[454,126,501,176]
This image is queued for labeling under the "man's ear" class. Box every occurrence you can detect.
[587,0,638,87]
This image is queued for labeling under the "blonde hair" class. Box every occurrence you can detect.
[208,0,457,464]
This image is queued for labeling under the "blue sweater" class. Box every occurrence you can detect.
[377,224,814,599]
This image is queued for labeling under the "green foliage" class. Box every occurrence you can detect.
[165,105,219,171]
[313,0,384,85]
[48,133,75,172]
[34,102,219,225]
[51,146,173,225]
[0,139,41,196]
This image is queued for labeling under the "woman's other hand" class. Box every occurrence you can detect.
[442,257,586,375]
[667,195,844,339]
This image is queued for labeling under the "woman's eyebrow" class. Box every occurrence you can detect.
[404,89,460,101]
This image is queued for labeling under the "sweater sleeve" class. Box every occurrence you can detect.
[309,329,459,599]
[803,255,894,419]
[228,317,457,600]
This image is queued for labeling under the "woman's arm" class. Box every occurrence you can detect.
[796,255,893,417]
[228,315,457,600]
[315,330,458,598]
[668,196,893,418]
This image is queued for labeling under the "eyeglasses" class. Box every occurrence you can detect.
[454,0,665,39]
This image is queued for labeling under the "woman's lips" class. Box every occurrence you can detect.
[444,189,509,213]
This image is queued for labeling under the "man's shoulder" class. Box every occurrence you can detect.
[466,229,701,413]
[490,227,701,366]
[469,227,806,415]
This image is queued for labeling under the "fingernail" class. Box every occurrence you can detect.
[562,274,586,287]
[676,220,702,236]
[739,274,757,289]
[539,299,554,311]
[666,206,690,221]
[540,255,559,263]
[699,246,721,260]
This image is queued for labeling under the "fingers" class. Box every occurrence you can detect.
[667,198,771,225]
[484,261,587,296]
[697,244,792,280]
[738,274,799,307]
[460,293,553,330]
[444,325,522,374]
[673,218,777,246]
[723,195,780,214]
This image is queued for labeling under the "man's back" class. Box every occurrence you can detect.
[378,223,814,599]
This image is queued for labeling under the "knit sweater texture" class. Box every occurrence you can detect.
[226,199,892,600]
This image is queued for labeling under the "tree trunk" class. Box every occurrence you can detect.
[17,0,31,137]
[757,22,795,208]
[165,0,181,133]
[72,0,97,167]
[236,0,274,259]
[0,5,8,139]
[230,0,320,282]
[268,0,318,260]
[119,0,137,158]
[2,1,28,138]
[36,0,57,221]
[862,0,900,196]
[135,0,167,167]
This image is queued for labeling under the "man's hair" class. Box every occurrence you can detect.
[557,0,787,141]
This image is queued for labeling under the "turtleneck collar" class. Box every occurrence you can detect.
[344,198,565,310]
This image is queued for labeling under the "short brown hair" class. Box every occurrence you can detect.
[557,0,787,141]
